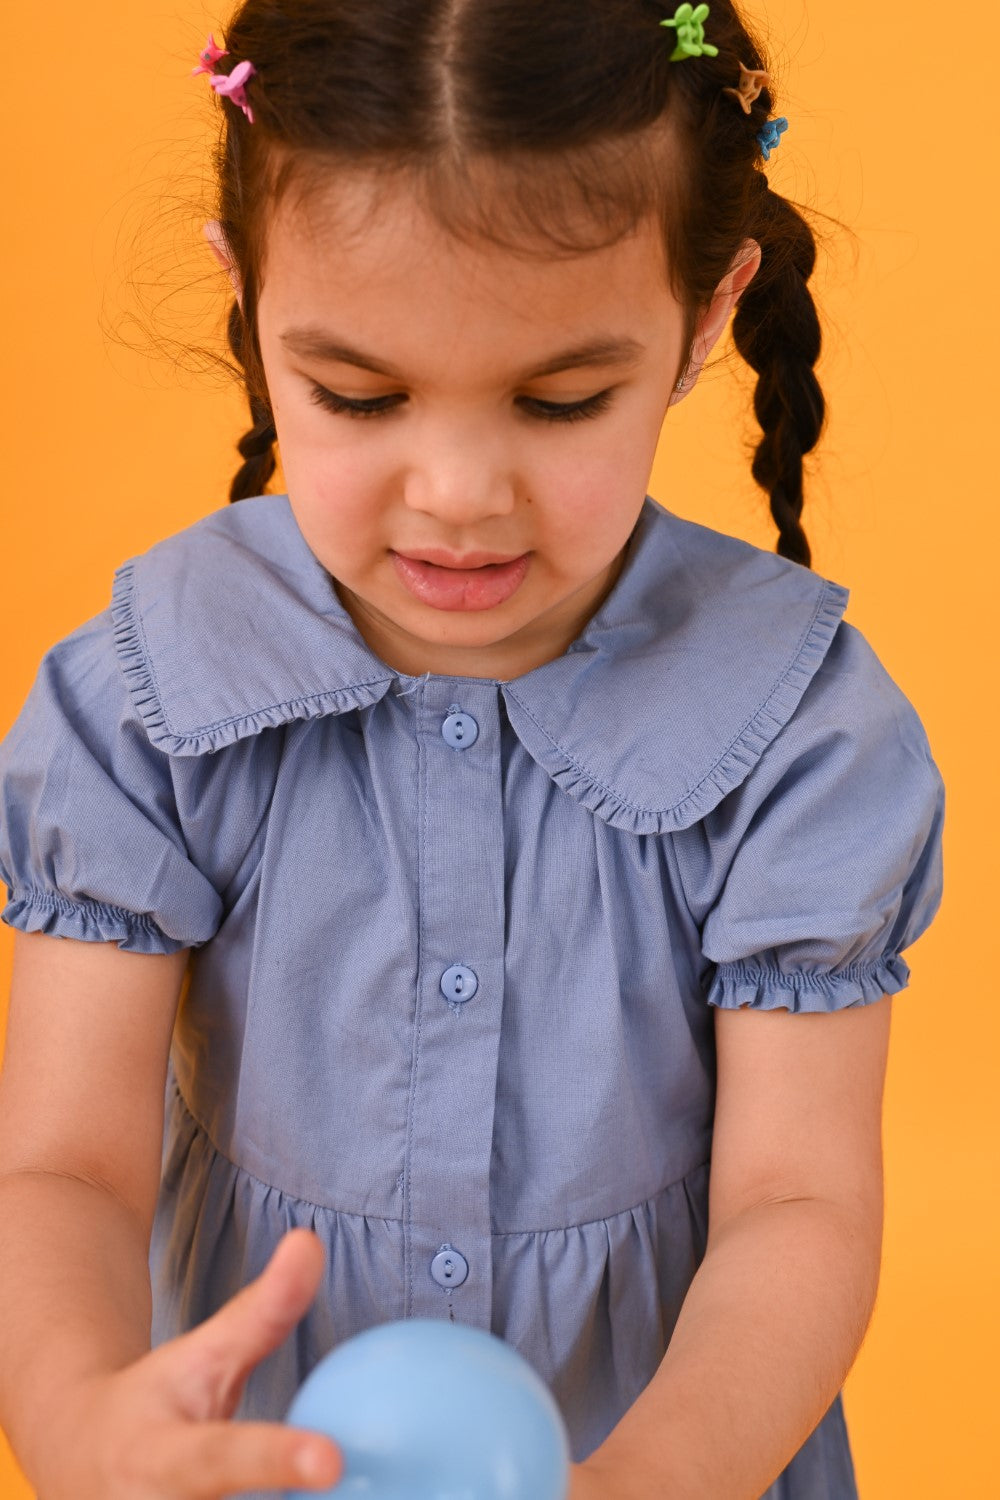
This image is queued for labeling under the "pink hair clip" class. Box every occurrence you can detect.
[192,33,257,124]
[209,59,257,124]
[191,33,228,77]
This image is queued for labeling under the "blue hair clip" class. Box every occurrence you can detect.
[756,116,789,160]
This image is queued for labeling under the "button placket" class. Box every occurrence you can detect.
[404,680,506,1328]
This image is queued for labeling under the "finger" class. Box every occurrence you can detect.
[160,1230,327,1415]
[153,1418,343,1499]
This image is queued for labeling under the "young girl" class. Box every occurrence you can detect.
[0,2,945,1498]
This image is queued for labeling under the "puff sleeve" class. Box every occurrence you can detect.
[0,609,224,954]
[680,621,945,1012]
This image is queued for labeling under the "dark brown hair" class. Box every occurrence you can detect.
[208,0,829,568]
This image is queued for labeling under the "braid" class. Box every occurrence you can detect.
[226,299,277,503]
[732,180,825,570]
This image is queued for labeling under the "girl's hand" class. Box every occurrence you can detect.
[40,1228,343,1499]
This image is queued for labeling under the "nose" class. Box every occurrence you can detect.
[403,423,517,527]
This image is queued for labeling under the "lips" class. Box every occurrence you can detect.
[395,549,525,570]
[392,550,531,612]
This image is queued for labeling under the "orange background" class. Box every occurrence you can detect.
[1,1,995,1495]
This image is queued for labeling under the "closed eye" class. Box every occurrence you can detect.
[307,384,617,424]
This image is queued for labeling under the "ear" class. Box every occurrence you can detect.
[669,238,762,405]
[203,220,244,309]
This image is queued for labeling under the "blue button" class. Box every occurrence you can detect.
[430,1245,469,1288]
[442,711,479,750]
[440,965,478,1004]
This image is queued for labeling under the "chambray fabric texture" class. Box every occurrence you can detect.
[0,493,945,1499]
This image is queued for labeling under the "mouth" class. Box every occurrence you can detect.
[390,549,532,612]
[394,550,527,570]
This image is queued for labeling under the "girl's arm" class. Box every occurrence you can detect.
[0,931,341,1499]
[0,1167,159,1486]
[572,1195,880,1500]
[573,996,890,1500]
[0,931,185,1485]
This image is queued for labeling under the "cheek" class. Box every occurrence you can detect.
[275,407,379,514]
[300,472,378,553]
[278,438,378,565]
[534,447,642,536]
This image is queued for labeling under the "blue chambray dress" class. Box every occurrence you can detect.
[0,494,945,1499]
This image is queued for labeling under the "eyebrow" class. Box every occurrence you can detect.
[278,326,646,380]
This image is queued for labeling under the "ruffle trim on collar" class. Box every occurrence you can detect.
[501,576,848,834]
[111,557,397,757]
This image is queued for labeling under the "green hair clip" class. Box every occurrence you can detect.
[660,3,719,62]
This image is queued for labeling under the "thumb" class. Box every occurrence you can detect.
[171,1228,327,1420]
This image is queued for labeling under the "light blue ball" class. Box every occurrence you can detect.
[284,1318,570,1499]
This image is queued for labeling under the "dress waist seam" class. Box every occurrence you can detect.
[169,1074,711,1234]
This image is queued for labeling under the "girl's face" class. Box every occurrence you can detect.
[252,169,757,681]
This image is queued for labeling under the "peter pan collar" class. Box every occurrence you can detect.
[110,493,849,834]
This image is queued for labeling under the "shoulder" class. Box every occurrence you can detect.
[761,615,939,779]
[696,610,944,859]
[3,606,125,749]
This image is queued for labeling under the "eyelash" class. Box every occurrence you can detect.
[307,384,616,424]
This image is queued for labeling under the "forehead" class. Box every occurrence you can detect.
[256,166,681,368]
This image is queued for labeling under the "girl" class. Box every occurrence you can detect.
[0,2,945,1498]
